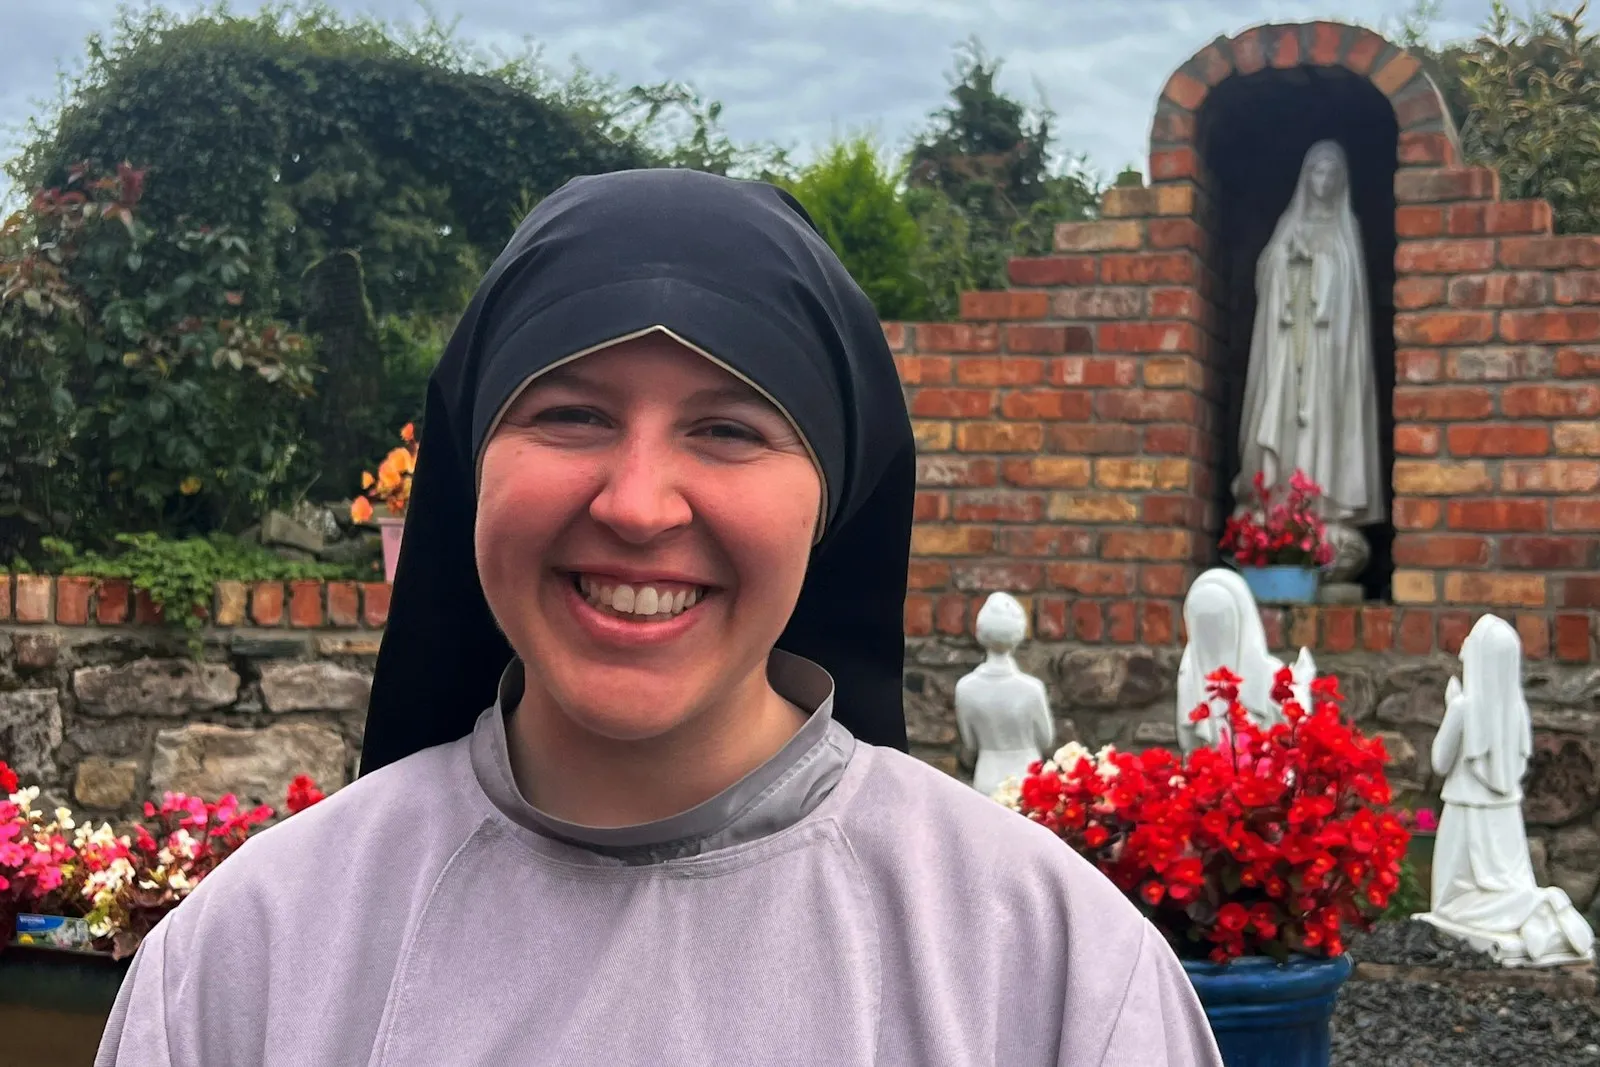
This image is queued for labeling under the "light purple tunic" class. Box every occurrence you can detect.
[96,653,1222,1066]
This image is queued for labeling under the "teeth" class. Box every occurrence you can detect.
[576,575,706,620]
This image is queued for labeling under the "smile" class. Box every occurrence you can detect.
[573,573,709,621]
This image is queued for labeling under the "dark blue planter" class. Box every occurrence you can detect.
[1238,565,1319,605]
[1182,954,1352,1067]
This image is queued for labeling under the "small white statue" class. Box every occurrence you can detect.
[956,593,1053,799]
[1177,568,1313,753]
[1415,614,1595,967]
[1235,139,1385,529]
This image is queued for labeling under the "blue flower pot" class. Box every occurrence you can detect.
[1238,565,1319,605]
[1182,954,1353,1067]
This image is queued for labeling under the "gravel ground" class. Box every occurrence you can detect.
[1331,923,1600,1067]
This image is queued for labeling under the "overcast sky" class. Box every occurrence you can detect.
[0,0,1502,206]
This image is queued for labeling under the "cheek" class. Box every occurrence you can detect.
[474,441,594,563]
[690,462,820,588]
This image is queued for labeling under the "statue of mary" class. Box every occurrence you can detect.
[1234,140,1385,528]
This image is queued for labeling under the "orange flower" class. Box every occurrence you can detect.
[400,422,415,444]
[350,496,374,523]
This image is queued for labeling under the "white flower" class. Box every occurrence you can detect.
[54,807,75,831]
[991,776,1024,811]
[1051,742,1091,769]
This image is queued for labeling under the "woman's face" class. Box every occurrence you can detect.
[475,333,822,743]
[1307,155,1341,203]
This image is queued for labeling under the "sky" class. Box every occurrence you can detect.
[0,0,1502,206]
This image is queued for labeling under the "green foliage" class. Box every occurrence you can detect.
[43,533,357,650]
[783,137,929,319]
[903,39,1102,319]
[0,164,316,561]
[11,3,653,322]
[1407,2,1600,234]
[1380,855,1429,922]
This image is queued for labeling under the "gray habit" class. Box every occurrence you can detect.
[97,652,1222,1065]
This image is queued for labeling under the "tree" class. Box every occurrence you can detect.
[903,39,1102,319]
[783,137,928,319]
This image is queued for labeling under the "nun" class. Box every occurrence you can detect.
[95,168,1221,1066]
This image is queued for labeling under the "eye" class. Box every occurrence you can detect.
[695,420,765,444]
[525,405,608,427]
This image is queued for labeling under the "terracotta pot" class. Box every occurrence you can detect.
[378,517,404,584]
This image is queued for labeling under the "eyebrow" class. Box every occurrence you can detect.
[523,367,768,409]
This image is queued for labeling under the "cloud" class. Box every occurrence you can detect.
[1,0,1493,205]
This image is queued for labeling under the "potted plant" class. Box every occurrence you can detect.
[1002,667,1408,1067]
[350,422,418,583]
[1219,470,1334,604]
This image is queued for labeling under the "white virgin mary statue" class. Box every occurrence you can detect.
[1176,569,1292,753]
[1235,140,1385,527]
[1416,614,1595,966]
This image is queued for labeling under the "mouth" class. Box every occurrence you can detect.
[569,572,711,623]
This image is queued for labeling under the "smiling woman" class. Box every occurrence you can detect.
[93,168,1223,1067]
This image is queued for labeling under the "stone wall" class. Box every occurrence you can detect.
[0,574,388,817]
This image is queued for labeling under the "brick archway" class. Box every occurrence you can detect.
[1149,22,1460,184]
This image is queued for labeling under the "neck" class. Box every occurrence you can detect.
[505,659,807,828]
[981,648,1017,671]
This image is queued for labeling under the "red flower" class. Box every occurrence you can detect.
[285,775,326,815]
[1217,903,1250,934]
[0,762,16,794]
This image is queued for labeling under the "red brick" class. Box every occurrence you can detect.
[904,595,933,636]
[907,561,949,590]
[914,492,947,521]
[1141,601,1175,644]
[912,526,995,555]
[1096,389,1197,422]
[960,290,1050,320]
[1054,288,1145,320]
[1447,273,1548,308]
[1063,326,1094,353]
[1555,423,1600,455]
[1437,610,1475,654]
[1289,606,1319,651]
[1100,252,1197,285]
[1501,536,1594,569]
[289,580,324,628]
[1001,390,1093,420]
[1047,424,1143,454]
[1501,460,1600,494]
[1265,24,1299,67]
[1259,608,1286,650]
[1444,572,1547,608]
[1102,530,1191,561]
[1008,256,1098,287]
[323,581,358,627]
[1374,49,1423,93]
[134,590,165,625]
[1446,203,1485,235]
[1557,348,1600,377]
[934,594,968,636]
[1499,235,1600,270]
[1106,601,1137,644]
[1002,457,1091,488]
[1323,606,1358,653]
[1395,206,1443,237]
[1056,220,1145,253]
[95,579,130,624]
[1141,564,1189,598]
[1143,495,1200,525]
[1563,577,1600,609]
[1096,322,1197,354]
[362,583,391,627]
[1398,131,1453,166]
[1555,499,1600,531]
[55,576,91,625]
[1395,276,1446,309]
[1150,288,1202,319]
[894,356,954,384]
[882,323,909,351]
[0,575,9,621]
[1556,613,1592,662]
[14,575,51,623]
[252,582,285,626]
[1150,148,1200,182]
[1395,168,1498,204]
[951,491,1045,523]
[1501,311,1600,344]
[955,422,1044,452]
[1003,327,1067,355]
[1395,498,1444,529]
[1149,105,1196,147]
[1392,534,1490,567]
[1143,425,1205,455]
[1362,606,1395,651]
[1035,597,1067,640]
[918,456,998,487]
[1447,499,1549,532]
[1309,21,1345,65]
[1554,273,1600,306]
[1071,601,1104,643]
[1394,425,1439,455]
[1052,357,1137,388]
[1231,27,1265,73]
[1047,562,1135,596]
[1503,384,1600,419]
[997,527,1091,558]
[955,357,1047,386]
[1447,424,1550,457]
[917,323,1001,353]
[951,562,1044,592]
[1161,70,1207,109]
[1518,613,1552,660]
[1485,201,1553,235]
[1147,220,1206,252]
[1394,386,1493,420]
[911,388,996,418]
[1396,349,1442,382]
[1394,311,1493,345]
[1398,610,1435,655]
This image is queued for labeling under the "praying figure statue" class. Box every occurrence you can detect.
[1234,140,1385,530]
[1176,569,1310,753]
[1415,614,1595,967]
[956,592,1053,799]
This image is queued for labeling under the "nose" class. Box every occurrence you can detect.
[587,430,693,544]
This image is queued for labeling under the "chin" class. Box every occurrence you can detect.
[546,673,707,743]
